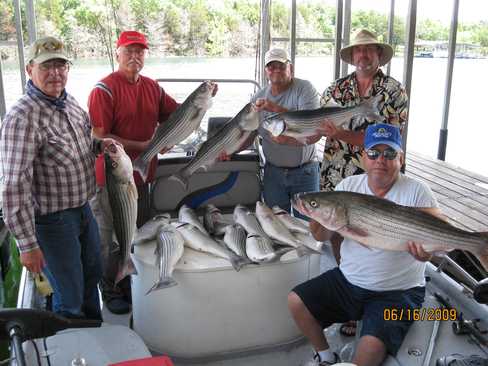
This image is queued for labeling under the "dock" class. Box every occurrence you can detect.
[405,151,488,232]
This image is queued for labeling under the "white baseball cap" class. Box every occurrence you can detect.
[265,48,290,66]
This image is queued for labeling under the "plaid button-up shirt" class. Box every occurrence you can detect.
[0,92,97,253]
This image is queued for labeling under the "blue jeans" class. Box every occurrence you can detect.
[263,161,320,220]
[35,203,103,320]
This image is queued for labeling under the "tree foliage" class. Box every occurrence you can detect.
[1,0,487,63]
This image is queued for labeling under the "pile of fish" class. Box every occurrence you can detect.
[133,202,323,295]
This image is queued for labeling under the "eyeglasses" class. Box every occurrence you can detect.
[120,47,146,56]
[38,61,69,72]
[365,148,398,160]
[266,62,288,71]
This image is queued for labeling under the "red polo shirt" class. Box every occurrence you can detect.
[88,71,178,186]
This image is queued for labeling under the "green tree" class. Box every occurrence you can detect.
[187,0,211,55]
[74,0,120,69]
[128,0,161,35]
[417,19,449,41]
[0,0,15,41]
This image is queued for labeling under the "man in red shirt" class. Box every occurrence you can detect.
[88,30,179,314]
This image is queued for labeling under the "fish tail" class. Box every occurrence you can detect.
[133,156,149,182]
[229,255,250,272]
[169,171,189,191]
[115,258,138,286]
[145,277,178,295]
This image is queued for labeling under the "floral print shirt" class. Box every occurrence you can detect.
[320,69,408,191]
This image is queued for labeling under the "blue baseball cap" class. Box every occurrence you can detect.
[364,123,403,151]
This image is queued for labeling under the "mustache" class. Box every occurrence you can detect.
[128,59,142,66]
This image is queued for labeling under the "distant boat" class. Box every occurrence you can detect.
[415,51,434,58]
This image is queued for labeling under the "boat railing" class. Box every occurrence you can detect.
[434,254,482,294]
[155,78,261,90]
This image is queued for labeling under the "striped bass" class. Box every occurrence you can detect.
[170,103,259,190]
[133,81,217,181]
[262,95,381,142]
[272,206,309,234]
[292,191,488,270]
[146,224,185,294]
[104,144,138,285]
[133,213,171,246]
[233,204,274,248]
[204,204,232,236]
[173,222,247,271]
[255,201,300,248]
[246,234,277,262]
[223,224,249,259]
[178,204,207,234]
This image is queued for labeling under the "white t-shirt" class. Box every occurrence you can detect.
[337,173,439,291]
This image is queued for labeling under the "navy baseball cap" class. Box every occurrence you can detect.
[364,123,403,151]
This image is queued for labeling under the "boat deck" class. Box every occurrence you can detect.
[405,151,488,232]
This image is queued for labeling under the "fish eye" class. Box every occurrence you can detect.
[112,161,118,168]
[310,200,318,208]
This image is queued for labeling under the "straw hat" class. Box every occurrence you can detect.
[340,29,393,66]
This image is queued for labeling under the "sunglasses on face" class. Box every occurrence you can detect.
[365,148,398,160]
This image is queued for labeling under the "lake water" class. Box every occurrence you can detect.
[2,55,488,176]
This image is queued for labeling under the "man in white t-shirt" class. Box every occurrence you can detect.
[288,123,442,366]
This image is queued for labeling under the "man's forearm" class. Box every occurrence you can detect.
[332,129,365,146]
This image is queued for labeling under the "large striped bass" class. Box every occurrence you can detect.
[133,81,217,181]
[262,95,381,142]
[292,191,488,270]
[146,224,185,295]
[104,144,138,285]
[170,103,259,190]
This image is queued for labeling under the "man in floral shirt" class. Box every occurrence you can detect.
[320,29,408,192]
[315,29,409,339]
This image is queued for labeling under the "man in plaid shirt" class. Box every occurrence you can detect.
[0,37,116,320]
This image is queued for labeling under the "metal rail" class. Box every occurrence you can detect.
[438,0,460,161]
[155,78,261,89]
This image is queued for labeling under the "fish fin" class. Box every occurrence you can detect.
[343,225,369,238]
[145,277,178,295]
[115,258,138,286]
[169,171,189,191]
[296,246,311,257]
[128,182,139,200]
[229,254,249,272]
[132,156,148,182]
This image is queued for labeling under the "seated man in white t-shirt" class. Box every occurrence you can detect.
[288,123,443,366]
